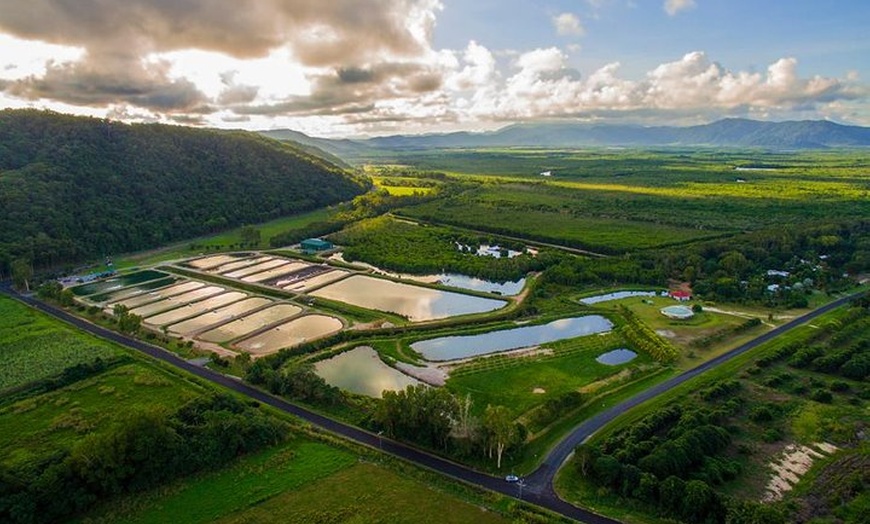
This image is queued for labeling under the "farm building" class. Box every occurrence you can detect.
[301,238,334,252]
[669,290,692,301]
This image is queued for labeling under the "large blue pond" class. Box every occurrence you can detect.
[411,315,613,362]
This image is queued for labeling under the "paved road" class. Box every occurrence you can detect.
[522,291,864,499]
[1,282,862,523]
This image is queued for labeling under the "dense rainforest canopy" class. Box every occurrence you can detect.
[0,110,368,273]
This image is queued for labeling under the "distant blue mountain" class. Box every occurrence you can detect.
[261,118,870,157]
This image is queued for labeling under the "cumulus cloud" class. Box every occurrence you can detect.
[0,1,863,132]
[553,13,585,36]
[456,50,857,125]
[0,0,444,114]
[664,0,696,16]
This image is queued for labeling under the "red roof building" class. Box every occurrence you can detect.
[669,290,692,301]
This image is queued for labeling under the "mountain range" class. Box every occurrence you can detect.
[261,118,870,158]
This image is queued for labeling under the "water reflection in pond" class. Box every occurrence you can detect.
[315,346,422,398]
[433,274,525,296]
[596,348,638,365]
[580,291,658,305]
[412,315,613,361]
[70,270,167,296]
[311,275,505,321]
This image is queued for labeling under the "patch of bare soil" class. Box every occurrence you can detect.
[394,361,448,386]
[792,453,869,523]
[578,368,633,394]
[762,442,839,502]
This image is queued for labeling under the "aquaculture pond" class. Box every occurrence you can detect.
[315,346,422,398]
[580,290,658,305]
[109,281,205,309]
[241,262,309,283]
[187,254,247,270]
[144,292,248,326]
[70,270,167,296]
[596,348,638,365]
[211,256,273,274]
[234,314,343,356]
[129,286,225,318]
[281,269,350,293]
[88,276,179,302]
[167,297,271,335]
[411,315,614,361]
[310,275,506,321]
[223,259,289,279]
[197,303,302,343]
[432,274,525,296]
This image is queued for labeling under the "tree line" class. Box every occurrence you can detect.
[0,109,368,275]
[0,394,287,523]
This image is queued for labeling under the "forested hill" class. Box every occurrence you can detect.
[0,110,368,272]
[264,118,870,157]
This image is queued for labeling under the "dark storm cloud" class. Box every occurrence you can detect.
[235,61,443,117]
[5,52,209,112]
[0,0,439,114]
[0,0,431,62]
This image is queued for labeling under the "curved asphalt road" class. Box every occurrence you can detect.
[1,282,862,523]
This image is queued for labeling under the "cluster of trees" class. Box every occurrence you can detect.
[543,220,868,307]
[757,302,870,381]
[246,361,344,406]
[617,306,679,362]
[0,394,286,523]
[111,304,143,334]
[267,189,436,248]
[0,109,368,275]
[573,395,763,524]
[331,216,558,282]
[691,317,762,349]
[372,385,525,469]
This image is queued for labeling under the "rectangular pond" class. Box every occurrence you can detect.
[223,259,290,279]
[234,314,344,356]
[580,290,659,305]
[411,315,614,361]
[88,276,179,303]
[129,286,225,318]
[211,256,273,274]
[197,304,303,343]
[310,275,506,322]
[187,254,246,270]
[240,262,310,283]
[315,346,422,398]
[70,270,167,296]
[109,281,205,308]
[166,297,272,335]
[144,291,248,326]
[282,269,350,292]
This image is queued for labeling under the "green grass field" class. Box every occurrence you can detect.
[391,149,869,251]
[115,207,335,269]
[214,462,507,524]
[446,332,646,418]
[0,296,123,391]
[0,362,203,469]
[93,440,356,524]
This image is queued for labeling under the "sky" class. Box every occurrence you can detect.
[0,0,867,137]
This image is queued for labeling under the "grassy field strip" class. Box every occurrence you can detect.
[0,296,124,392]
[103,441,356,524]
[213,462,508,524]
